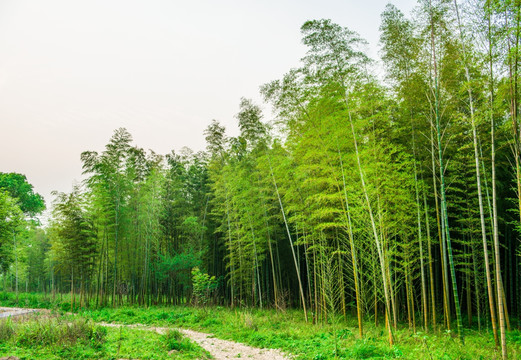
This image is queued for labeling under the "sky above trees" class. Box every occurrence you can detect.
[0,0,416,213]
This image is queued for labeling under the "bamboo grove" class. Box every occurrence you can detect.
[1,0,520,357]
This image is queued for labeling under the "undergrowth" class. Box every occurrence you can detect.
[0,292,520,359]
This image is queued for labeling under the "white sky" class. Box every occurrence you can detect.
[0,0,417,215]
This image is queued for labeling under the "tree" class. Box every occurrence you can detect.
[0,191,23,272]
[426,0,465,343]
[301,18,394,342]
[452,0,499,347]
[0,173,45,217]
[49,185,97,309]
[81,128,133,306]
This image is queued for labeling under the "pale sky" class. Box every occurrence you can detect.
[0,0,417,217]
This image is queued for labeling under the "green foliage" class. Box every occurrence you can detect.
[0,317,14,342]
[62,305,518,360]
[0,316,105,356]
[14,317,103,348]
[163,329,200,353]
[0,191,23,272]
[191,267,217,306]
[0,172,45,217]
[4,3,521,358]
[0,291,70,309]
[347,339,397,359]
[236,97,266,148]
[156,251,201,287]
[49,185,96,283]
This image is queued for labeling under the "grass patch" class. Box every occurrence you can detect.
[0,291,80,312]
[163,329,201,353]
[103,325,210,360]
[1,292,519,359]
[0,315,210,359]
[74,306,519,359]
[0,317,106,359]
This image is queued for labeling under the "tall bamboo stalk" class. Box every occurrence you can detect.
[268,156,308,322]
[428,0,464,343]
[412,121,428,330]
[338,145,363,337]
[348,104,393,345]
[490,14,508,353]
[453,0,498,345]
[431,125,450,329]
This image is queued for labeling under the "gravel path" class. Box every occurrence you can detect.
[100,322,291,360]
[0,307,39,318]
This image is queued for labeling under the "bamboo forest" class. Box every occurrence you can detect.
[2,0,521,359]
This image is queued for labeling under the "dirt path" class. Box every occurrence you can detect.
[0,307,39,318]
[100,322,291,360]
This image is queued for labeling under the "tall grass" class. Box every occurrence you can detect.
[0,316,106,348]
[0,315,209,359]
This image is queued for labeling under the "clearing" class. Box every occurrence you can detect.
[1,307,290,360]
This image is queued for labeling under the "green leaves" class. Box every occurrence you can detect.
[300,19,369,88]
[191,266,217,306]
[0,173,45,217]
[49,185,96,279]
[0,191,23,272]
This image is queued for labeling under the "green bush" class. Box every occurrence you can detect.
[191,267,217,307]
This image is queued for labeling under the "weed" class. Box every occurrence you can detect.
[243,312,258,331]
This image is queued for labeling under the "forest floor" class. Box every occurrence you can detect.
[0,306,290,359]
[0,293,521,359]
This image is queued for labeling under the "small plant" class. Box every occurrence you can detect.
[191,267,217,307]
[243,312,258,331]
[163,329,196,352]
[91,325,107,349]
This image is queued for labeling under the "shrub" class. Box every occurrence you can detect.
[191,267,217,307]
